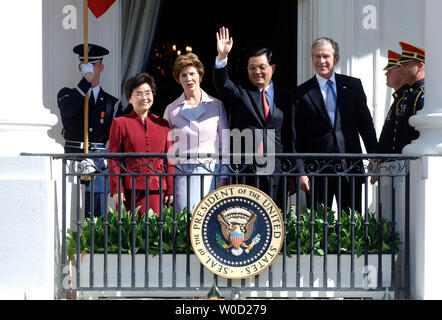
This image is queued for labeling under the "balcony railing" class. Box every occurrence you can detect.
[53,152,417,299]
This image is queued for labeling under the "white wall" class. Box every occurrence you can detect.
[43,0,121,147]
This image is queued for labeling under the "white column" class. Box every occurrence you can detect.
[0,2,62,155]
[403,0,442,155]
[0,1,61,299]
[403,0,442,300]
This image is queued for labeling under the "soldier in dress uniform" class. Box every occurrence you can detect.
[395,41,425,152]
[57,44,129,218]
[372,44,424,253]
[377,50,409,154]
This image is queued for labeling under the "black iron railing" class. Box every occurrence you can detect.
[51,152,416,299]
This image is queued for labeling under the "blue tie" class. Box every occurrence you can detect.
[325,79,337,127]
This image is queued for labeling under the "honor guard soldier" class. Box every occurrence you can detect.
[394,41,425,153]
[57,43,129,218]
[377,50,409,154]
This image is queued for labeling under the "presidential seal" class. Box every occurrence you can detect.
[190,184,284,279]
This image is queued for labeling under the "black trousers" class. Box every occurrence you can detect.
[306,175,363,215]
[229,158,283,209]
[85,191,105,219]
[240,174,282,209]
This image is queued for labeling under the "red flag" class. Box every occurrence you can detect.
[88,0,116,18]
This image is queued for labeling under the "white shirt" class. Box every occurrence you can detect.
[87,85,101,104]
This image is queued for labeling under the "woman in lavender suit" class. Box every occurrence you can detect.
[163,53,230,215]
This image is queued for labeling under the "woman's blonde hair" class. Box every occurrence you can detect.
[172,52,205,84]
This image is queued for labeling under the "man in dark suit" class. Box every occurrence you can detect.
[57,43,129,218]
[292,37,378,214]
[212,27,289,206]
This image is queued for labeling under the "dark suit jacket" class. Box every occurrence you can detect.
[57,77,129,153]
[292,74,378,156]
[212,65,289,155]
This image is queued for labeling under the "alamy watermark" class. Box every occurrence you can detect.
[362,5,377,30]
[62,5,77,30]
[166,128,276,175]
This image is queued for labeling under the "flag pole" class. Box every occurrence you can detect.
[83,0,89,154]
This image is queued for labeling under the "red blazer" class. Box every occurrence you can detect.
[108,110,175,195]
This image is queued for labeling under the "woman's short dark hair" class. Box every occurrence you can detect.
[124,72,157,100]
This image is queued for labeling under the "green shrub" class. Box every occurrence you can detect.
[66,203,401,261]
[285,203,401,258]
[66,205,190,261]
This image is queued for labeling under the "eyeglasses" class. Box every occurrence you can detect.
[133,91,153,98]
[247,64,270,72]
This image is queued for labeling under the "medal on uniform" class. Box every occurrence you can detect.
[100,111,105,124]
[399,103,407,116]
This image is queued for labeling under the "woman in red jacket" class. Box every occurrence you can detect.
[108,73,174,217]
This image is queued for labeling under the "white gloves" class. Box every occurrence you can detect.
[76,158,108,174]
[80,63,94,82]
[76,158,97,174]
[80,63,94,76]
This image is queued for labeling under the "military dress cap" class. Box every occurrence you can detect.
[73,43,109,63]
[398,41,425,63]
[383,50,402,70]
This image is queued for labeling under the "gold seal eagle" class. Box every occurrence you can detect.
[216,207,261,256]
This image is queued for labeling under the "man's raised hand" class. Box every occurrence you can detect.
[216,26,233,60]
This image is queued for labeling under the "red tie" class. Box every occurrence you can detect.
[262,88,270,123]
[258,88,270,154]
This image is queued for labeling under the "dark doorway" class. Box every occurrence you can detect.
[146,0,297,117]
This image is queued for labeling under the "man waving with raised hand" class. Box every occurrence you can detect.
[213,27,293,207]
